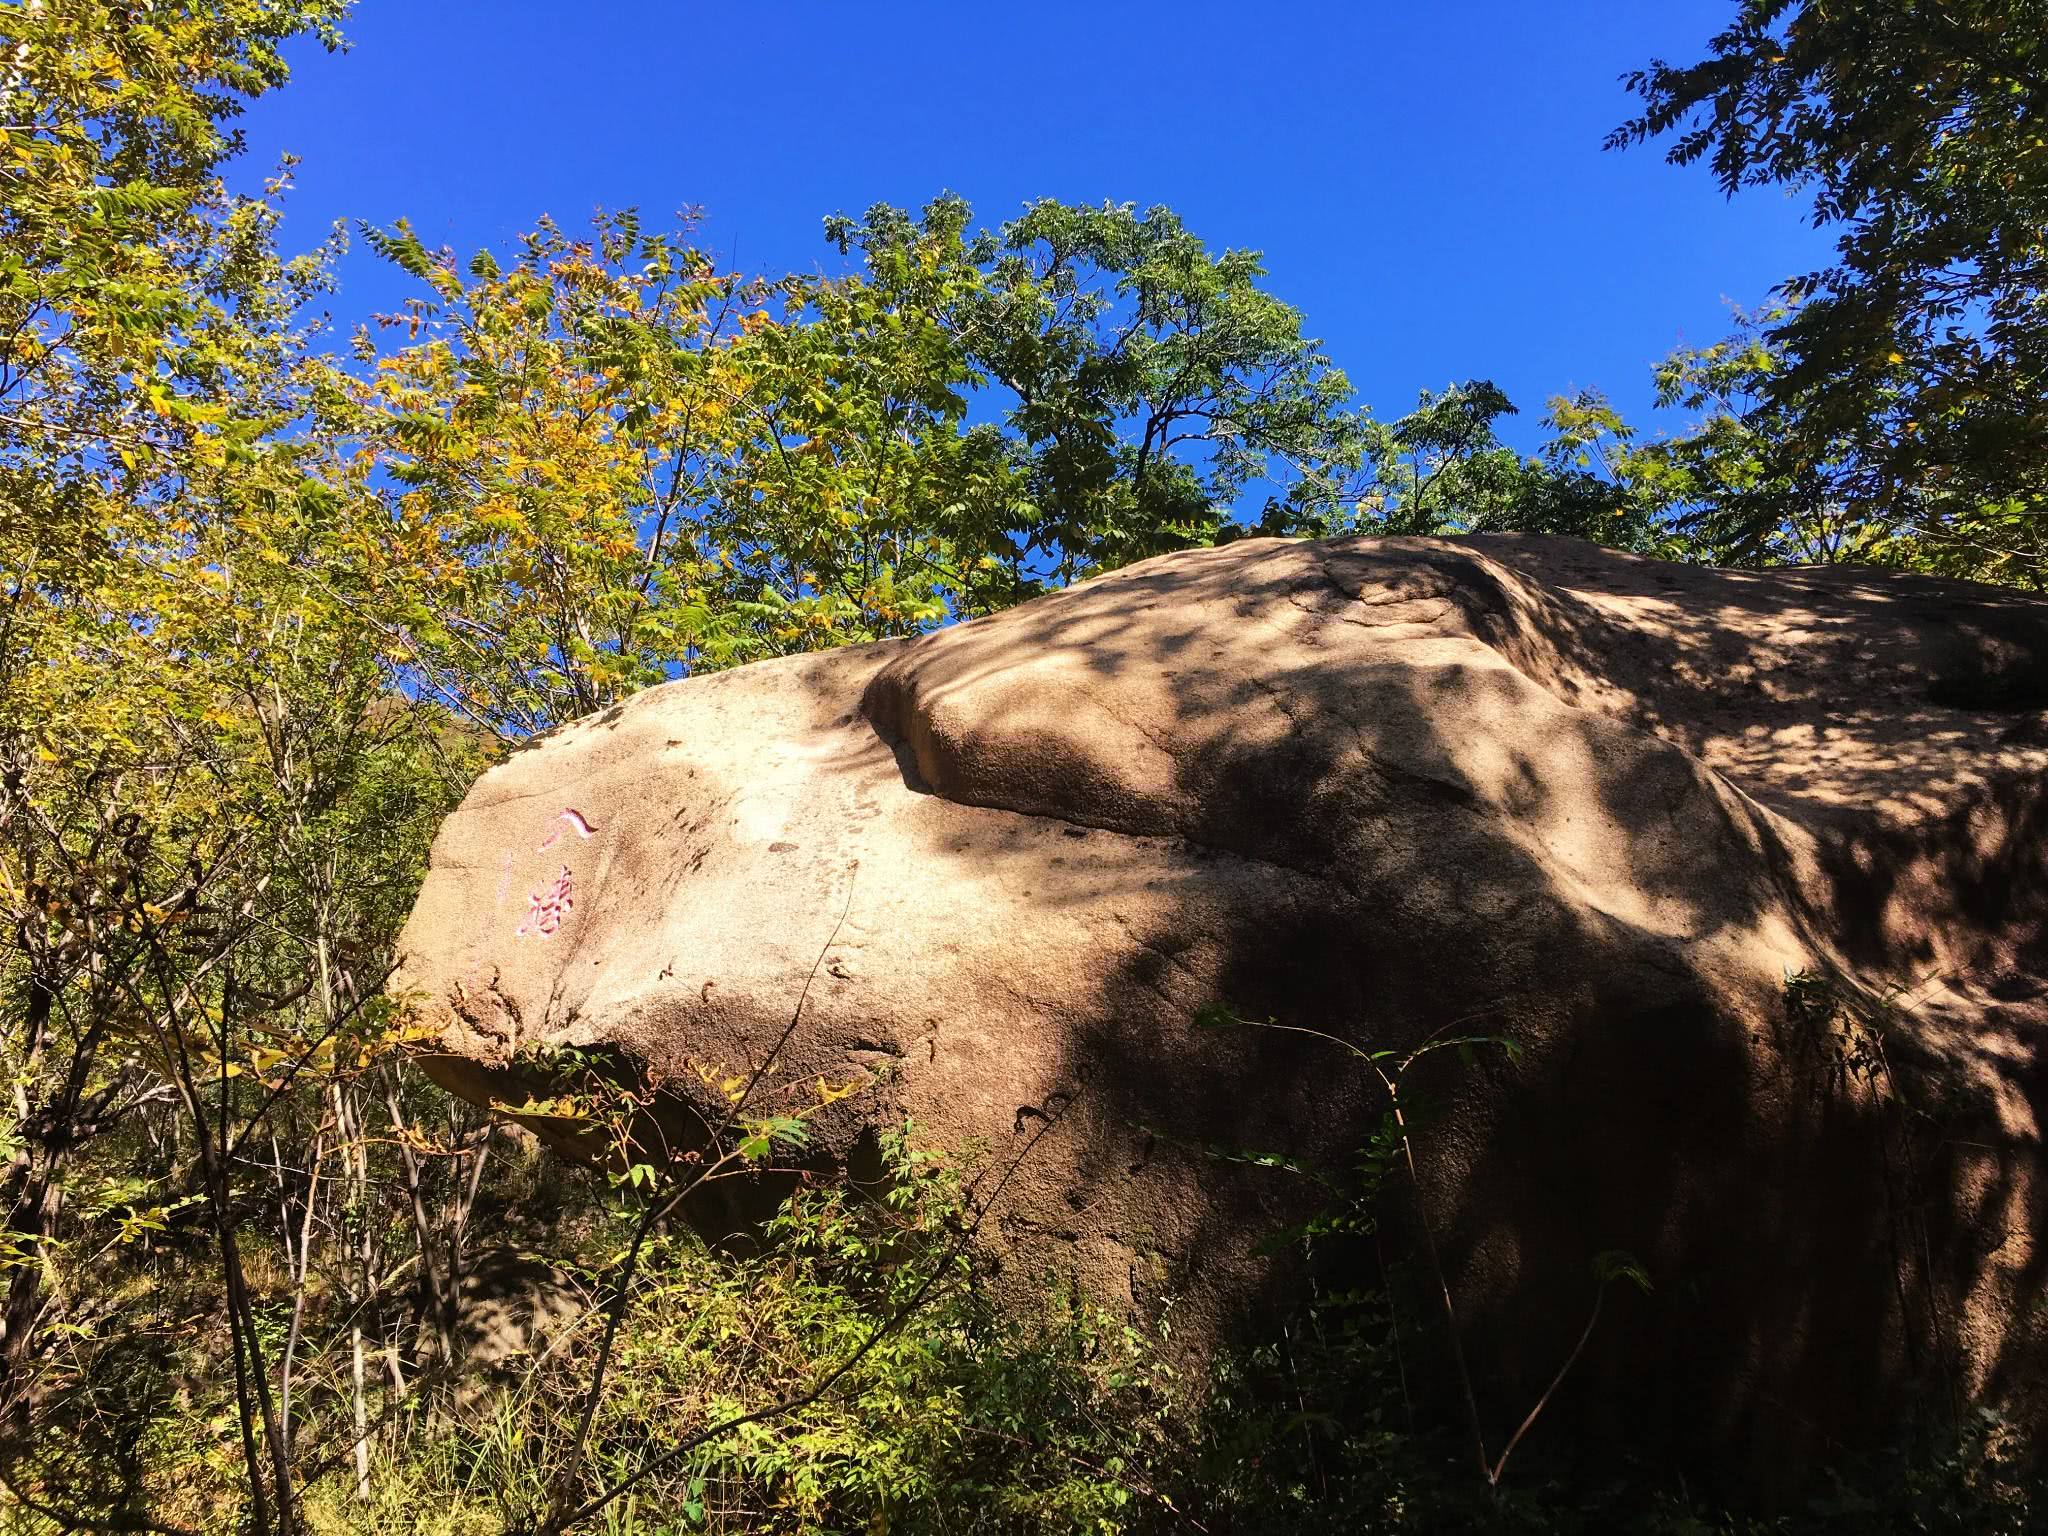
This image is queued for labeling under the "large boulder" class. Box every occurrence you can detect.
[392,535,2048,1487]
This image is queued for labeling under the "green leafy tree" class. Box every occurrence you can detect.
[0,0,347,554]
[1548,311,1880,566]
[710,201,1026,648]
[823,195,1373,585]
[1367,380,1531,534]
[351,196,1380,677]
[1613,0,2048,586]
[1258,378,1670,550]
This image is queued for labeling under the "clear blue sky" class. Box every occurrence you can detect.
[242,0,1827,449]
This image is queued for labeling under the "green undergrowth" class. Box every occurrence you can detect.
[8,1108,2033,1535]
[285,1127,2039,1536]
[302,1132,1180,1536]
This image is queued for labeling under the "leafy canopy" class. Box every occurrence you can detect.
[1613,0,2048,585]
[825,195,1373,585]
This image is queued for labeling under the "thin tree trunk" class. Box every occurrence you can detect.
[329,1080,377,1501]
[218,1213,294,1534]
[224,1253,275,1536]
[382,1069,458,1369]
[351,1323,370,1502]
[275,1130,323,1454]
[0,979,87,1415]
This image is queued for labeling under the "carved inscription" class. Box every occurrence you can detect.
[515,865,575,940]
[537,808,601,851]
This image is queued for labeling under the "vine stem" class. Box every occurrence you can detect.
[1489,1282,1604,1486]
[1380,1072,1493,1484]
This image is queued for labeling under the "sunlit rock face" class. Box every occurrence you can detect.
[394,534,2048,1491]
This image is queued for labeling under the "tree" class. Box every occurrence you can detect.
[1613,0,2048,586]
[0,0,348,558]
[1546,311,1882,567]
[2,0,347,1421]
[0,7,498,1529]
[823,195,1373,586]
[1241,378,1670,551]
[708,200,1025,648]
[347,196,1379,677]
[334,211,765,736]
[1,318,472,1528]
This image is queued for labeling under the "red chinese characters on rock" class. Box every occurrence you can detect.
[509,810,601,942]
[516,865,574,941]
